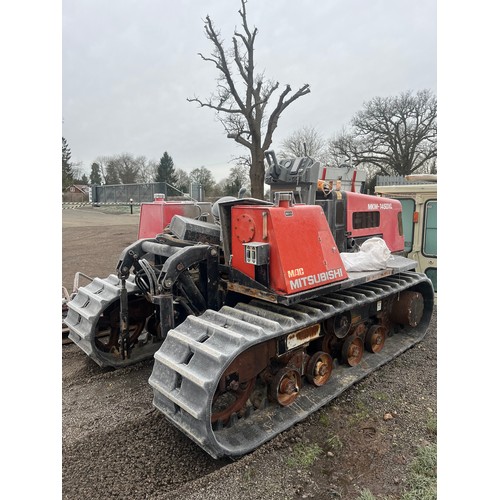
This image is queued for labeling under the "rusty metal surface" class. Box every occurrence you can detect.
[341,336,364,366]
[306,352,333,387]
[270,368,301,406]
[390,290,425,326]
[365,325,387,353]
[286,324,321,350]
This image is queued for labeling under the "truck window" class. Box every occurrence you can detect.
[399,199,415,253]
[423,200,437,257]
[353,211,380,229]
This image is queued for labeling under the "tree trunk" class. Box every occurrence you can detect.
[249,149,265,200]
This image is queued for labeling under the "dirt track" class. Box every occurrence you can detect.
[62,207,437,500]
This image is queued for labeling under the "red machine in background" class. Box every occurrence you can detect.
[138,193,213,239]
[65,152,434,459]
[264,150,404,254]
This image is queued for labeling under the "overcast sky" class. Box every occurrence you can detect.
[62,0,437,181]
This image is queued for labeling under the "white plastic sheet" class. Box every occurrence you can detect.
[340,237,392,272]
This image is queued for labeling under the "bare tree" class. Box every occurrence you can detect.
[279,126,327,163]
[93,156,112,184]
[70,160,84,183]
[136,156,158,183]
[328,89,437,176]
[188,0,311,199]
[224,163,251,197]
[175,168,191,194]
[189,166,217,197]
[95,154,141,184]
[326,127,361,166]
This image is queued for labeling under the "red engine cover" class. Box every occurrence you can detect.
[231,202,347,295]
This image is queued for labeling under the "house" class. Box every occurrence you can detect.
[63,184,90,203]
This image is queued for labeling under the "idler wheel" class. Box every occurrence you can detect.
[306,352,333,387]
[211,377,256,425]
[364,325,387,353]
[341,336,364,367]
[324,312,351,339]
[270,368,301,406]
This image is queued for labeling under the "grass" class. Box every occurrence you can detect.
[371,391,390,402]
[355,444,437,500]
[349,400,371,424]
[326,434,343,451]
[356,489,379,500]
[318,412,330,427]
[402,444,437,500]
[286,443,323,467]
[426,416,437,435]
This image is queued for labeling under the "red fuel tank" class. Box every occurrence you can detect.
[231,200,347,295]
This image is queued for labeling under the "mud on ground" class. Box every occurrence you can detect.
[62,207,437,500]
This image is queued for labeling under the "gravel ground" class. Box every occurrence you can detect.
[61,207,437,500]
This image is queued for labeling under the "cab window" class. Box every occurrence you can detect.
[352,211,380,229]
[398,199,416,253]
[423,200,437,257]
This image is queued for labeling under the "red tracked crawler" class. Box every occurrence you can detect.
[65,152,434,458]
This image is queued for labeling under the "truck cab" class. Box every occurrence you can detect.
[375,176,437,293]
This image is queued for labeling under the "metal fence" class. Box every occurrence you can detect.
[375,175,435,186]
[91,182,158,204]
[90,182,190,204]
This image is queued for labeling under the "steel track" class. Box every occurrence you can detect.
[149,272,434,458]
[65,274,160,368]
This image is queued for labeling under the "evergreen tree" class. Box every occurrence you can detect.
[105,161,121,184]
[62,137,74,190]
[81,174,89,185]
[155,151,178,185]
[90,162,102,185]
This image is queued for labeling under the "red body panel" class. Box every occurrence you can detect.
[344,192,404,252]
[231,203,347,295]
[138,201,211,239]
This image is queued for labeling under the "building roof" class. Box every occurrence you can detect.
[66,184,90,193]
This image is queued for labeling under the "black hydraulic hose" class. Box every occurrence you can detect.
[136,259,159,295]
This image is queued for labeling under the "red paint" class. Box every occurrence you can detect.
[138,201,200,239]
[344,192,404,252]
[231,204,347,295]
[350,171,357,192]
